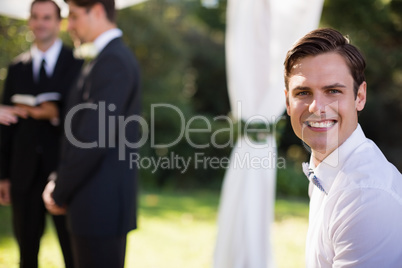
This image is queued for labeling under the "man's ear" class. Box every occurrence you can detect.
[284,89,291,116]
[92,2,105,19]
[356,82,367,112]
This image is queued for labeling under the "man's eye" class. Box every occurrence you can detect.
[296,91,309,96]
[328,89,341,94]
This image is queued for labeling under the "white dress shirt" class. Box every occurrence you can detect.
[93,28,123,54]
[305,124,402,268]
[31,39,62,82]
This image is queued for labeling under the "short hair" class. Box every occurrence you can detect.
[284,28,366,97]
[31,0,62,20]
[64,0,116,22]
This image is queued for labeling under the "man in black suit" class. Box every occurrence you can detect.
[42,0,141,267]
[0,1,82,267]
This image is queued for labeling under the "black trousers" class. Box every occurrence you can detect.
[71,234,127,268]
[11,176,74,268]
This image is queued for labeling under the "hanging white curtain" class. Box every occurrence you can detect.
[214,0,324,267]
[0,0,147,20]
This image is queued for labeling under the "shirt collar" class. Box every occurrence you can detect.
[93,28,123,54]
[31,39,62,78]
[308,124,367,194]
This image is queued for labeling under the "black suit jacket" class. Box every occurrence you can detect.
[0,45,83,193]
[52,37,141,236]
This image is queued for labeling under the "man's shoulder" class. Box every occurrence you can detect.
[9,50,32,68]
[59,44,82,63]
[60,44,73,54]
[328,146,402,215]
[348,138,400,176]
[97,38,138,71]
[102,38,135,60]
[334,138,402,198]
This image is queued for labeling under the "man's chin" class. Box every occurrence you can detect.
[305,139,334,155]
[308,141,339,161]
[75,37,89,45]
[35,35,55,44]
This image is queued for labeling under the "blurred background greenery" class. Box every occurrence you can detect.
[1,0,401,197]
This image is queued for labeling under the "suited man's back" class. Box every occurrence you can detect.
[53,37,141,236]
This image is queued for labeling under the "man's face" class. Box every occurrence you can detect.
[285,52,366,160]
[29,1,60,44]
[67,2,95,44]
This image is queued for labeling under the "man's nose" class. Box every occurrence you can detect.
[308,95,326,115]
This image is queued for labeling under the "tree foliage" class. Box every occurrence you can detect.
[117,0,231,189]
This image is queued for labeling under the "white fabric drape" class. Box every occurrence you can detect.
[0,0,147,20]
[214,0,324,267]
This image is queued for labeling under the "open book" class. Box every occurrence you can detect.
[11,92,61,106]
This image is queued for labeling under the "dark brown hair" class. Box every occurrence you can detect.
[31,0,62,20]
[64,0,116,22]
[284,28,366,97]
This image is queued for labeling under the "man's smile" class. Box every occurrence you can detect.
[305,119,337,131]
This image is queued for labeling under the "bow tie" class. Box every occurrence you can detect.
[302,162,328,195]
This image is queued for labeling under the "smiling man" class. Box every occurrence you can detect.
[284,28,402,267]
[0,1,82,267]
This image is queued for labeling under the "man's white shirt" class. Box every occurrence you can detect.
[305,124,402,268]
[31,39,62,82]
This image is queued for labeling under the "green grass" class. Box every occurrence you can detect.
[0,191,308,268]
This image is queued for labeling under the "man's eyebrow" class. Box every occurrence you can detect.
[292,86,311,91]
[291,83,347,91]
[322,83,347,89]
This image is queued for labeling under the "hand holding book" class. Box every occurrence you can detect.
[11,92,60,124]
[16,102,59,122]
[11,92,61,107]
